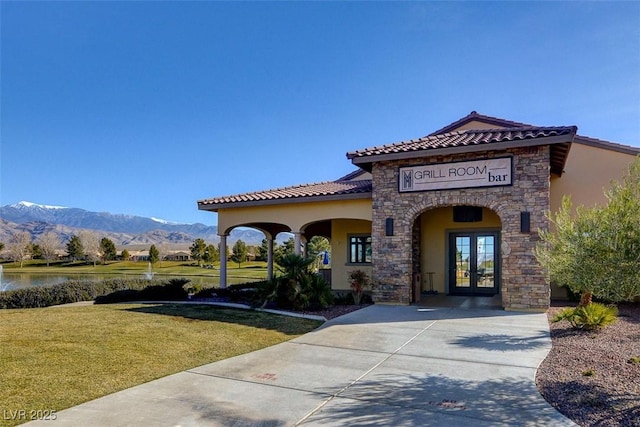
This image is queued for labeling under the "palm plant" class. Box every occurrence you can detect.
[258,253,332,310]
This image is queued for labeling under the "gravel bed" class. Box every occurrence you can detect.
[536,302,640,427]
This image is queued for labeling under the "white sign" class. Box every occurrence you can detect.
[399,157,512,192]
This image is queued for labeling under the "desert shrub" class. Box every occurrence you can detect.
[552,303,619,330]
[536,160,640,303]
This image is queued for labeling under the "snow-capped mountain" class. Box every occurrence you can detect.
[0,202,266,246]
[12,201,67,210]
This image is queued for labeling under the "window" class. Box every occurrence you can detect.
[348,235,372,264]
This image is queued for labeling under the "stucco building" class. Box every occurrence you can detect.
[198,112,639,311]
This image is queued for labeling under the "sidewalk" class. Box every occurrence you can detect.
[25,302,575,426]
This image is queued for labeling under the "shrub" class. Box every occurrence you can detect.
[552,303,618,330]
[209,282,262,303]
[255,254,334,311]
[0,278,153,309]
[95,279,190,304]
[536,159,640,303]
[348,269,371,305]
[333,292,355,305]
[303,273,334,311]
[627,356,640,365]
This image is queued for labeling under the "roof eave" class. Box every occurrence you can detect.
[350,134,575,168]
[574,135,640,156]
[198,191,372,212]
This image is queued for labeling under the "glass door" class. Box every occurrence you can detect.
[450,232,498,295]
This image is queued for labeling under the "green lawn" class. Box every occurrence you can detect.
[1,260,269,286]
[0,303,321,427]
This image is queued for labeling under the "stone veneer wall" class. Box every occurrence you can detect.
[371,146,551,311]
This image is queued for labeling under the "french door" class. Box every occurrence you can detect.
[449,232,499,295]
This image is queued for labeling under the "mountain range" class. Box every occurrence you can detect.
[0,202,267,247]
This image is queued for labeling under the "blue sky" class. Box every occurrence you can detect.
[1,1,639,225]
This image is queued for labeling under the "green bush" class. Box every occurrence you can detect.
[95,279,190,304]
[552,303,619,330]
[0,278,155,309]
[252,254,334,311]
[208,282,262,303]
[536,160,640,303]
[333,292,354,305]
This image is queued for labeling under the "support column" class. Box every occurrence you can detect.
[267,237,274,281]
[293,232,303,255]
[219,234,227,289]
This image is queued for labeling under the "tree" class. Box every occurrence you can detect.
[66,235,84,261]
[258,238,269,261]
[121,248,130,261]
[231,239,248,268]
[30,243,43,259]
[149,245,160,265]
[99,237,117,264]
[204,244,219,264]
[275,237,295,261]
[7,231,32,268]
[307,236,331,271]
[536,159,640,304]
[37,232,61,267]
[190,238,207,267]
[78,230,100,266]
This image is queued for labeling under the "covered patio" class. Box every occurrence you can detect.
[198,175,373,289]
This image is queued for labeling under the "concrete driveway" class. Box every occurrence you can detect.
[26,299,575,426]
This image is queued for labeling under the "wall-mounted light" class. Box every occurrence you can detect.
[520,212,531,233]
[385,218,394,236]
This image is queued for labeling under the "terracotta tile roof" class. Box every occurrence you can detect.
[337,169,369,181]
[428,110,533,135]
[347,126,578,160]
[198,179,372,210]
[198,112,637,212]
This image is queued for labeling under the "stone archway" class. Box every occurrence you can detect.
[370,146,552,311]
[410,203,503,301]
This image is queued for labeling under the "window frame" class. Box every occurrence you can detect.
[347,234,372,265]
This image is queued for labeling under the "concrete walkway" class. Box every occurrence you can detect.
[26,299,575,426]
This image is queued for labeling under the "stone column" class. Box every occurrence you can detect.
[293,232,303,255]
[219,234,227,289]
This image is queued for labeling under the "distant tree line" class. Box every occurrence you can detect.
[1,232,332,270]
[1,231,137,267]
[187,235,330,269]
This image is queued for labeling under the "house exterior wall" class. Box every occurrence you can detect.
[217,199,372,235]
[330,219,373,291]
[420,207,501,294]
[550,142,638,212]
[371,145,551,311]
